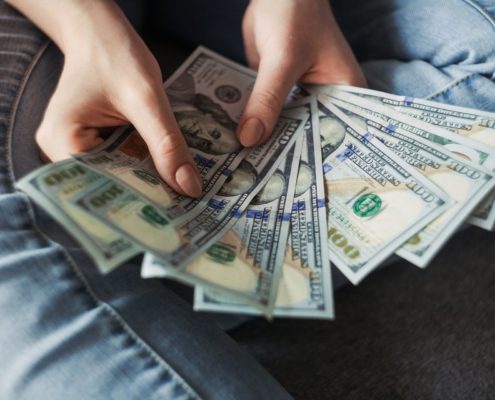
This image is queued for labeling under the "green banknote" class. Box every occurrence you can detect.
[313,86,495,231]
[315,101,450,284]
[71,106,307,292]
[16,160,140,273]
[75,46,259,221]
[194,98,334,319]
[329,96,495,268]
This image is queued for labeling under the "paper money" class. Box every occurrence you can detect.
[334,85,495,150]
[173,133,302,316]
[75,46,258,222]
[310,86,495,168]
[16,160,140,273]
[328,96,495,267]
[312,86,495,230]
[140,106,306,316]
[194,98,334,318]
[72,105,307,280]
[315,101,450,284]
[144,135,302,315]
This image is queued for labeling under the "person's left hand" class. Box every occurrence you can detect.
[238,0,367,146]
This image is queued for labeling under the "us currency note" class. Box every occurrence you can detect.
[335,85,495,150]
[71,106,307,295]
[166,134,302,316]
[16,160,140,273]
[329,97,495,268]
[194,98,334,319]
[144,135,302,315]
[142,101,312,316]
[75,46,258,221]
[315,102,450,284]
[313,86,495,230]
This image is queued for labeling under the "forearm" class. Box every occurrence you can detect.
[5,0,130,53]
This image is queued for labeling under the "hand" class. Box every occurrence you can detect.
[238,0,366,146]
[11,0,202,197]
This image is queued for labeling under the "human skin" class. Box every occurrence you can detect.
[6,0,365,197]
[239,0,366,146]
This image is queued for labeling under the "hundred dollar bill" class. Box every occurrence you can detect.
[146,136,302,315]
[75,46,258,221]
[194,98,334,318]
[72,106,307,292]
[16,160,140,273]
[312,86,495,230]
[310,86,495,168]
[328,96,495,267]
[334,85,495,150]
[315,102,450,284]
[140,106,307,316]
[153,134,302,316]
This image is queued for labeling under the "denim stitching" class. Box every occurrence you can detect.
[3,28,202,400]
[5,39,49,191]
[22,201,201,400]
[426,73,476,100]
[425,1,495,101]
[461,0,495,29]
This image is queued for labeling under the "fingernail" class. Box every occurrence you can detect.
[175,163,202,198]
[239,118,264,147]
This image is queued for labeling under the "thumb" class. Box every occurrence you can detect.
[125,87,203,198]
[237,56,302,147]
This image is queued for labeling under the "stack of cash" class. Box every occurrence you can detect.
[16,47,495,320]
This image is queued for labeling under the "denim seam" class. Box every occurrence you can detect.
[426,0,495,101]
[426,73,476,101]
[5,39,49,191]
[5,41,202,400]
[461,0,495,30]
[25,203,201,400]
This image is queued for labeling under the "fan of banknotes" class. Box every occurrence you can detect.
[17,47,495,320]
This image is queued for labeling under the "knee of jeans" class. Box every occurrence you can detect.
[425,0,495,78]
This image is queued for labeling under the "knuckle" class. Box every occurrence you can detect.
[154,132,185,159]
[279,47,298,64]
[35,124,52,151]
[35,126,61,161]
[135,82,159,106]
[253,90,282,113]
[122,80,162,109]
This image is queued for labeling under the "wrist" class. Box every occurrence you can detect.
[58,0,130,54]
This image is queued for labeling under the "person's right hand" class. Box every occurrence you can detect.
[11,0,202,197]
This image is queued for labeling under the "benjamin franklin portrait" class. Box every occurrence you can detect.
[218,160,258,197]
[319,114,346,160]
[168,71,242,155]
[294,161,314,197]
[251,170,286,205]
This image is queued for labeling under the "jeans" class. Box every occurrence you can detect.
[1,0,494,399]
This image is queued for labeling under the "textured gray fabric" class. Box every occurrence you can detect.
[231,227,495,399]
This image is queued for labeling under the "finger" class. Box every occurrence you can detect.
[303,45,367,88]
[124,85,203,198]
[36,72,124,162]
[241,4,260,69]
[36,115,103,162]
[237,54,303,147]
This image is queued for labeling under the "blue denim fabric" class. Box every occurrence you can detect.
[333,0,495,110]
[1,0,495,399]
[0,3,291,400]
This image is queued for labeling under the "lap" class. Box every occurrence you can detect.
[0,3,290,399]
[333,0,495,109]
[3,0,495,397]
